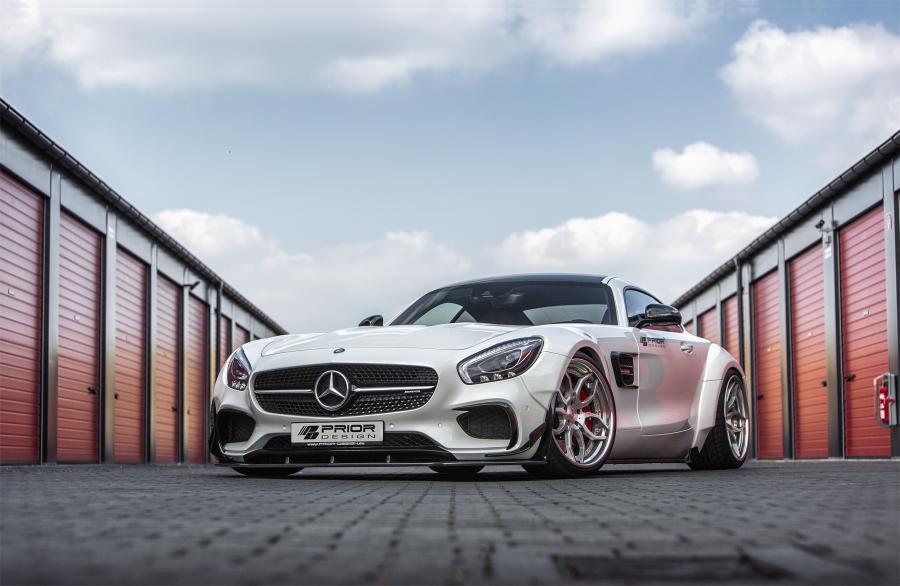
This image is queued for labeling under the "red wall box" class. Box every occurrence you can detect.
[0,171,44,463]
[114,247,147,463]
[789,244,828,458]
[839,206,891,457]
[233,324,250,352]
[219,315,231,368]
[698,308,720,346]
[154,275,180,462]
[753,270,783,459]
[186,296,208,463]
[57,212,102,463]
[722,295,740,359]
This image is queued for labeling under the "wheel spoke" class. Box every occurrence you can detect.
[564,428,574,460]
[576,383,598,409]
[573,426,586,463]
[553,418,567,435]
[583,413,609,432]
[578,420,606,441]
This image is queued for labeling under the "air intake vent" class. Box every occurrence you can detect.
[216,411,255,444]
[457,406,513,440]
[610,352,637,388]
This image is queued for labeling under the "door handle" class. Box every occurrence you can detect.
[757,394,765,400]
[171,405,178,412]
[87,386,97,395]
[680,343,694,355]
[821,380,827,388]
[844,373,856,382]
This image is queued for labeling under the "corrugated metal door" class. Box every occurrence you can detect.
[753,270,783,459]
[698,308,720,346]
[790,245,828,458]
[57,212,101,462]
[722,295,740,358]
[155,275,180,462]
[186,296,208,463]
[219,315,231,368]
[233,324,249,351]
[840,206,891,457]
[0,172,43,463]
[114,248,146,463]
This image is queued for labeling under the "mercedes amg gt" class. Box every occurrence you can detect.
[210,275,750,478]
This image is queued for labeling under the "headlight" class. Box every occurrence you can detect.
[226,348,252,390]
[458,337,543,384]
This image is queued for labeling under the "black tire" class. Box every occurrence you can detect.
[232,467,303,477]
[524,355,616,479]
[688,371,749,470]
[429,465,484,477]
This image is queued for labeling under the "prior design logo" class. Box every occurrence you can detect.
[295,424,378,442]
[314,370,351,411]
[640,336,666,348]
[297,425,320,440]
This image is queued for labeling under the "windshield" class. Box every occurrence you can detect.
[391,280,617,327]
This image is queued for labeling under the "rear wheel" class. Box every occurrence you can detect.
[429,465,484,477]
[525,356,616,478]
[688,372,749,470]
[232,467,303,477]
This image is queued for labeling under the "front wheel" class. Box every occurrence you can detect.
[232,467,303,477]
[525,356,616,478]
[688,372,750,470]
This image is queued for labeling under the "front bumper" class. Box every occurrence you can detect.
[210,348,567,467]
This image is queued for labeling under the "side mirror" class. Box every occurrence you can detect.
[358,314,384,327]
[633,304,682,329]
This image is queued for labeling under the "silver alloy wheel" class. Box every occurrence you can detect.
[551,358,615,468]
[724,375,749,460]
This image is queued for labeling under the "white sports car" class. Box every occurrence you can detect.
[210,275,750,478]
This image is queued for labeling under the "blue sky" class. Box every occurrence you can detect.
[2,1,899,331]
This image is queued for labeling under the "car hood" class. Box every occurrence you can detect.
[261,323,518,355]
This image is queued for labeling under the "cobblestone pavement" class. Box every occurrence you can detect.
[1,461,897,585]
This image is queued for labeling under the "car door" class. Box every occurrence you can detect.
[624,288,708,435]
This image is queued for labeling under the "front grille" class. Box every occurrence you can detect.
[253,364,438,391]
[263,432,440,451]
[457,406,513,440]
[255,389,434,417]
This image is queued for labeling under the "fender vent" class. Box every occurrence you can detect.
[610,352,637,388]
[457,406,513,440]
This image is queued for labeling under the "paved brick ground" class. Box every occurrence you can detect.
[1,461,897,585]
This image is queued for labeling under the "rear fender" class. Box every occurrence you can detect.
[691,345,743,450]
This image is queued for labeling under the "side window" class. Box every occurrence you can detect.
[624,289,661,326]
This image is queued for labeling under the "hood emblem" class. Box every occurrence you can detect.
[334,347,345,354]
[314,370,351,411]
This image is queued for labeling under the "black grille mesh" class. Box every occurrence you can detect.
[253,364,438,391]
[457,406,512,440]
[255,390,433,417]
[216,411,255,443]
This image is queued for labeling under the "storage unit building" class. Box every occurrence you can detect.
[675,131,900,459]
[0,98,286,465]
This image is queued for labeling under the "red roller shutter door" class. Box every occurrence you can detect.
[0,172,44,463]
[698,308,720,346]
[233,324,249,351]
[219,315,231,368]
[58,212,101,462]
[789,245,828,458]
[722,295,740,358]
[753,270,783,459]
[114,248,146,463]
[186,296,208,463]
[839,206,891,457]
[155,275,180,462]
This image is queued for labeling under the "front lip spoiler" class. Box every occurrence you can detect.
[221,460,547,469]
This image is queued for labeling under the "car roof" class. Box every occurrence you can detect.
[444,273,609,288]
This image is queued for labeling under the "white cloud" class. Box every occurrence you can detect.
[495,210,776,302]
[154,207,775,331]
[652,141,759,191]
[153,209,471,331]
[1,1,714,93]
[722,20,900,153]
[517,0,711,65]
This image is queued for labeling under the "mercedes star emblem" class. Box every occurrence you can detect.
[314,370,351,411]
